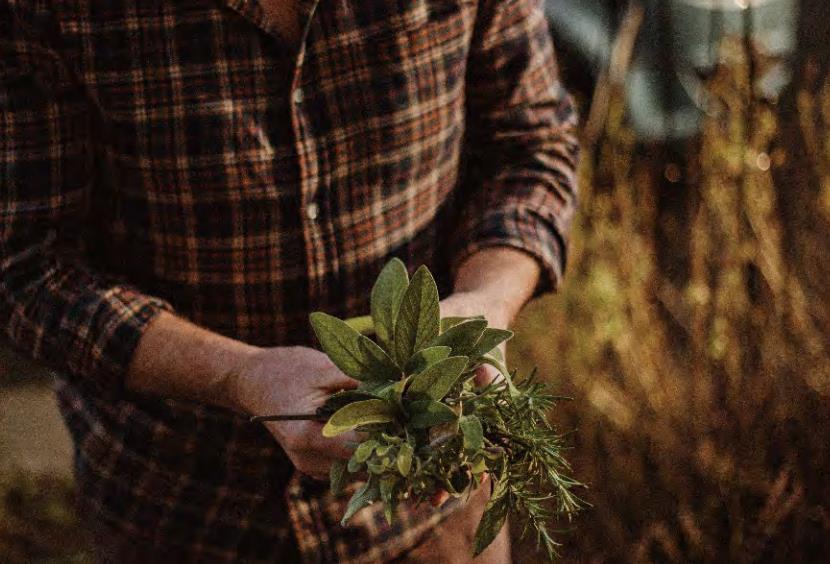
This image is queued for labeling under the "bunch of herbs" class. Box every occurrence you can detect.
[257,259,582,557]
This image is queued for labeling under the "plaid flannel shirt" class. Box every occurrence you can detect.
[0,0,578,561]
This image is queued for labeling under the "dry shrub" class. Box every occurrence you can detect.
[511,43,830,562]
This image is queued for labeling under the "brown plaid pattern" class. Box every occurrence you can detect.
[1,0,578,561]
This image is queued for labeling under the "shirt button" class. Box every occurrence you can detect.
[292,88,304,104]
[305,202,319,221]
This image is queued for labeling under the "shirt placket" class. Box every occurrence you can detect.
[290,0,327,305]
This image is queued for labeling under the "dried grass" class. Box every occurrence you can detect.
[511,43,830,562]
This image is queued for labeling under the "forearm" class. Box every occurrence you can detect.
[451,247,541,327]
[125,311,260,412]
[458,0,579,297]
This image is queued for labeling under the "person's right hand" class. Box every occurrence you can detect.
[233,346,360,480]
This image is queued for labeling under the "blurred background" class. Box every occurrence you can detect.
[2,0,829,561]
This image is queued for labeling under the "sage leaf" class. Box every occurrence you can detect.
[460,415,484,452]
[322,400,396,437]
[393,266,440,366]
[367,459,387,474]
[341,476,380,526]
[404,346,452,375]
[354,439,379,463]
[371,258,409,350]
[408,400,459,429]
[485,345,505,364]
[320,390,380,417]
[469,455,487,476]
[431,319,488,356]
[310,312,389,381]
[379,474,397,524]
[440,315,486,333]
[345,315,375,335]
[396,442,414,476]
[358,335,400,380]
[358,379,394,396]
[330,460,347,496]
[429,416,460,447]
[406,356,468,401]
[473,480,510,556]
[470,328,514,359]
[347,453,363,473]
[381,432,403,444]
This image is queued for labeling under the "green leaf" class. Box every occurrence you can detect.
[429,416,461,447]
[322,400,396,437]
[320,390,380,417]
[431,319,488,356]
[473,480,510,556]
[358,379,394,396]
[460,415,484,452]
[406,356,469,401]
[393,266,440,366]
[440,315,486,333]
[396,442,414,476]
[379,475,397,525]
[344,315,375,335]
[469,455,487,476]
[470,328,514,359]
[370,258,409,350]
[407,400,459,429]
[404,346,452,375]
[347,454,362,473]
[354,440,379,463]
[310,312,393,381]
[485,345,505,364]
[341,477,380,526]
[330,460,347,496]
[358,336,400,380]
[480,353,520,398]
[367,459,389,474]
[381,432,403,444]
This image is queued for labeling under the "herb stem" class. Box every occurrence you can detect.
[249,414,321,423]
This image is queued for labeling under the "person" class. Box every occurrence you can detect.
[0,0,578,561]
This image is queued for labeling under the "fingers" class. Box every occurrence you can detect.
[306,425,360,460]
[314,362,360,392]
[320,375,359,392]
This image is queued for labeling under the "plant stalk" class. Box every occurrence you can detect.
[250,414,322,423]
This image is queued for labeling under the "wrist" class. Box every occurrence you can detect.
[127,311,265,413]
[453,247,540,324]
[451,289,514,328]
[227,345,272,415]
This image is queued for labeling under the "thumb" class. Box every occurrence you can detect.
[316,365,360,392]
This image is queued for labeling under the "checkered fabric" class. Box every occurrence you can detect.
[0,0,578,561]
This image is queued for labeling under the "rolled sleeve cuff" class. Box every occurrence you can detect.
[452,205,566,297]
[59,287,174,395]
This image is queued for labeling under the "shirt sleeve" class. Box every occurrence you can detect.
[453,0,580,295]
[0,2,173,393]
